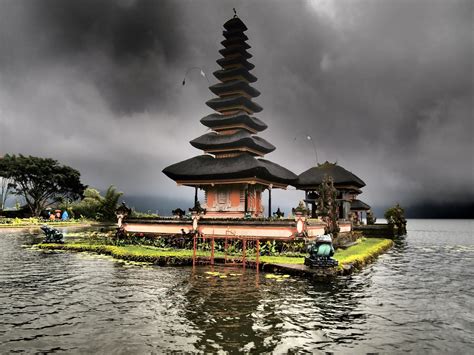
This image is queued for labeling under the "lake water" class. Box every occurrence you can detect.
[0,220,473,353]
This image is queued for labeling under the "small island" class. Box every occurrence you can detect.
[33,15,407,279]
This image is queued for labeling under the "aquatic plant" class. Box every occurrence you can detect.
[264,273,291,282]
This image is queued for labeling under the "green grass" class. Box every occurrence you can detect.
[37,243,227,264]
[248,238,392,267]
[334,238,393,265]
[0,218,97,228]
[37,238,393,270]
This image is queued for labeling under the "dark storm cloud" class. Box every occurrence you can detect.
[1,0,186,114]
[0,0,472,214]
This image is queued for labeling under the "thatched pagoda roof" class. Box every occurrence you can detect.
[206,95,262,113]
[163,153,297,186]
[213,67,257,83]
[190,131,275,155]
[351,199,371,211]
[295,161,366,189]
[209,80,260,97]
[223,17,248,31]
[200,112,267,132]
[163,16,295,188]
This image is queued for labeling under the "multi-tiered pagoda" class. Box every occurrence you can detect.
[163,16,296,218]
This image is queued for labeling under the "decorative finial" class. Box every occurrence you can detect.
[233,8,237,18]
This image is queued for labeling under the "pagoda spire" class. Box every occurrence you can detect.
[163,16,296,200]
[191,16,277,158]
[207,17,261,117]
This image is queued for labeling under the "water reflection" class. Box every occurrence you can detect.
[178,265,372,353]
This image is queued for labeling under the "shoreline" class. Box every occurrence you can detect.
[37,238,394,278]
[0,222,114,230]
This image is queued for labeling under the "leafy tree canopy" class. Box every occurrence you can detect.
[67,185,123,221]
[0,154,86,216]
[384,203,407,235]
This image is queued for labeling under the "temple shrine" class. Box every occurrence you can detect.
[120,15,373,264]
[295,161,371,223]
[163,17,296,219]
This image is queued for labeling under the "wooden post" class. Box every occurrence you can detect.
[244,188,248,213]
[194,186,198,205]
[224,238,228,264]
[193,233,197,267]
[242,238,246,268]
[256,239,260,272]
[268,186,272,218]
[211,238,215,265]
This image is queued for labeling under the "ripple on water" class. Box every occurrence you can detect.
[1,220,473,353]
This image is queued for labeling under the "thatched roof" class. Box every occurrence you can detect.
[213,67,256,82]
[200,112,267,132]
[191,131,275,154]
[223,17,248,31]
[209,80,259,97]
[206,95,262,113]
[163,153,297,185]
[295,161,366,189]
[216,55,255,70]
[351,199,371,211]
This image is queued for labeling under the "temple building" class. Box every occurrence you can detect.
[163,16,296,218]
[119,14,380,254]
[350,199,372,224]
[294,161,370,222]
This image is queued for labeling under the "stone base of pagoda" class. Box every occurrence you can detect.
[339,221,352,233]
[121,217,328,240]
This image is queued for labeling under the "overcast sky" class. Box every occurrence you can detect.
[0,0,472,214]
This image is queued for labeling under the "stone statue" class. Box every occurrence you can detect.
[40,225,64,243]
[172,208,186,218]
[304,234,338,268]
[273,207,284,218]
[115,202,131,227]
[367,209,376,225]
[292,200,309,216]
[189,200,206,215]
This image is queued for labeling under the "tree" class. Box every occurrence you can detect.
[0,157,14,210]
[0,177,14,211]
[384,203,407,235]
[316,175,340,235]
[67,187,104,219]
[0,154,86,216]
[68,185,123,221]
[101,185,123,221]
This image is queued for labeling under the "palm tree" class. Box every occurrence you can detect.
[101,185,123,221]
